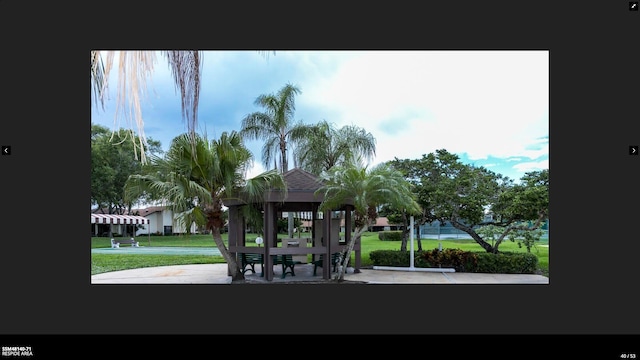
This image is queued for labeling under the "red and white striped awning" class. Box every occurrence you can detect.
[91,214,150,225]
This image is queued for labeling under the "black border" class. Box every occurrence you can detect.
[1,334,638,358]
[1,0,639,352]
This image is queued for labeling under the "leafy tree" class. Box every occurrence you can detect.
[124,132,286,281]
[378,204,422,252]
[386,158,448,252]
[390,149,548,253]
[490,169,549,252]
[316,161,421,281]
[276,218,302,234]
[240,83,316,237]
[294,120,377,175]
[91,123,162,215]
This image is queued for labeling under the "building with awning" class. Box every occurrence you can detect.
[91,213,150,225]
[91,213,150,240]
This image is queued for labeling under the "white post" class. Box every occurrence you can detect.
[409,216,415,269]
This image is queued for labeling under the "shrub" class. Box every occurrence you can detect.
[418,248,478,272]
[369,249,538,274]
[369,250,408,265]
[472,251,538,274]
[378,231,403,241]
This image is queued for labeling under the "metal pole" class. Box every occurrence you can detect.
[410,216,414,269]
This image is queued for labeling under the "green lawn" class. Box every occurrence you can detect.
[91,232,549,276]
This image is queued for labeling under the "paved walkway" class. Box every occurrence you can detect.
[91,247,222,256]
[91,263,549,284]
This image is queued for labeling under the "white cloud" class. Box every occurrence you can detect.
[244,162,267,180]
[302,50,549,166]
[513,159,549,173]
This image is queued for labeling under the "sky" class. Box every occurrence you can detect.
[90,50,549,183]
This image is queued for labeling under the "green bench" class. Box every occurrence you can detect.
[312,252,341,276]
[239,253,264,275]
[272,254,302,279]
[239,253,302,279]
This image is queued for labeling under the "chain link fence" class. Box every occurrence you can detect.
[418,226,549,240]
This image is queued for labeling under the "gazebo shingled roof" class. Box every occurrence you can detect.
[284,167,323,190]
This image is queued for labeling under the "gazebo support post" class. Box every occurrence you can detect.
[227,206,240,276]
[323,209,332,280]
[263,201,275,281]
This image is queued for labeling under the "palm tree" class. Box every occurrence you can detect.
[123,131,286,281]
[240,83,316,236]
[240,83,315,173]
[294,120,377,175]
[316,161,421,281]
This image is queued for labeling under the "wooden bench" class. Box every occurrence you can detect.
[272,254,302,279]
[111,238,139,248]
[239,253,264,275]
[312,252,341,276]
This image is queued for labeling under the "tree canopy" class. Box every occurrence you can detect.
[294,120,376,175]
[390,149,548,253]
[91,124,162,214]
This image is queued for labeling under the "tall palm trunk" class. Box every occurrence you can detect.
[280,140,295,238]
[207,199,243,280]
[334,225,367,281]
[335,209,373,281]
[210,227,243,280]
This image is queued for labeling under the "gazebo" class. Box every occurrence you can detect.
[224,168,361,281]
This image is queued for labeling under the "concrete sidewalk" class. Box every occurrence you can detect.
[91,264,549,284]
[91,264,233,284]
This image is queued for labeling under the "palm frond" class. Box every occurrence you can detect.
[257,51,276,60]
[295,120,376,175]
[163,51,203,136]
[95,51,157,164]
[90,50,106,110]
[261,136,279,171]
[91,50,205,164]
